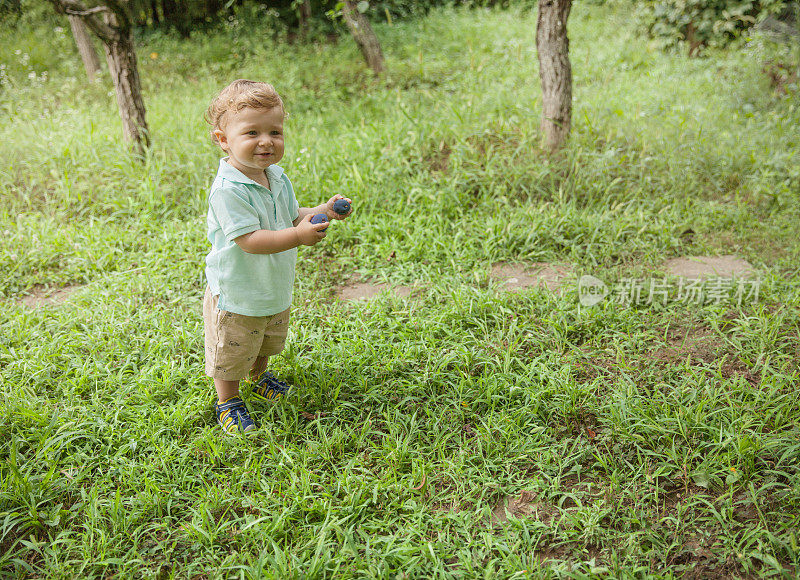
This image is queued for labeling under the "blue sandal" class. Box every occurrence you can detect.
[251,371,293,402]
[215,396,257,435]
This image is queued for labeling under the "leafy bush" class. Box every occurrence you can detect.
[637,0,788,54]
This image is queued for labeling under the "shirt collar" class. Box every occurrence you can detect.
[217,158,285,192]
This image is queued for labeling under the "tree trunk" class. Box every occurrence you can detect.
[299,0,311,39]
[342,0,385,74]
[68,13,102,81]
[205,0,222,22]
[102,11,150,153]
[150,0,160,26]
[162,0,189,37]
[47,0,150,155]
[161,0,175,28]
[536,0,572,151]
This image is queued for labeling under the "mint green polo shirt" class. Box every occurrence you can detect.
[205,159,300,316]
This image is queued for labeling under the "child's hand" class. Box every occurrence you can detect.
[325,195,353,220]
[295,214,328,246]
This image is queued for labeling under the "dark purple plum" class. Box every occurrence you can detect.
[311,213,329,232]
[333,199,351,215]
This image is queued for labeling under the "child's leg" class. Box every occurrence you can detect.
[249,308,292,401]
[214,378,241,402]
[213,377,255,435]
[249,356,269,382]
[204,288,256,403]
[249,308,289,384]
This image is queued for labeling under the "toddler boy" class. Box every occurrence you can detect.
[203,79,351,435]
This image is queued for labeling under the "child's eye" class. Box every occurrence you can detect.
[247,130,258,136]
[271,131,282,136]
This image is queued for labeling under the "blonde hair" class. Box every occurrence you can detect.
[205,79,285,142]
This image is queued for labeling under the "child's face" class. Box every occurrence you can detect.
[214,106,285,180]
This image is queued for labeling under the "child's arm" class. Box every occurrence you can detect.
[237,194,353,254]
[234,216,327,254]
[293,194,353,226]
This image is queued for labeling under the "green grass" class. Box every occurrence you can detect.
[1,3,799,578]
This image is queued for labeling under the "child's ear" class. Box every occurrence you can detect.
[213,129,229,150]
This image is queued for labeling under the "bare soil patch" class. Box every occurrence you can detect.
[19,284,83,308]
[763,60,799,96]
[662,255,755,279]
[652,325,719,365]
[490,490,558,527]
[576,317,759,386]
[649,322,760,384]
[428,140,452,173]
[491,262,573,293]
[336,281,414,301]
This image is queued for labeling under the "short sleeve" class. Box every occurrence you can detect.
[209,185,261,242]
[282,174,300,221]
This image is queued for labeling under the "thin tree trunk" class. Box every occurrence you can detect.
[102,11,150,152]
[47,0,150,155]
[536,0,572,151]
[206,0,221,22]
[342,0,385,74]
[175,0,190,37]
[68,13,102,81]
[162,0,189,37]
[299,0,311,39]
[161,0,175,27]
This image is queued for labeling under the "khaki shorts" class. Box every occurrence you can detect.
[203,288,290,381]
